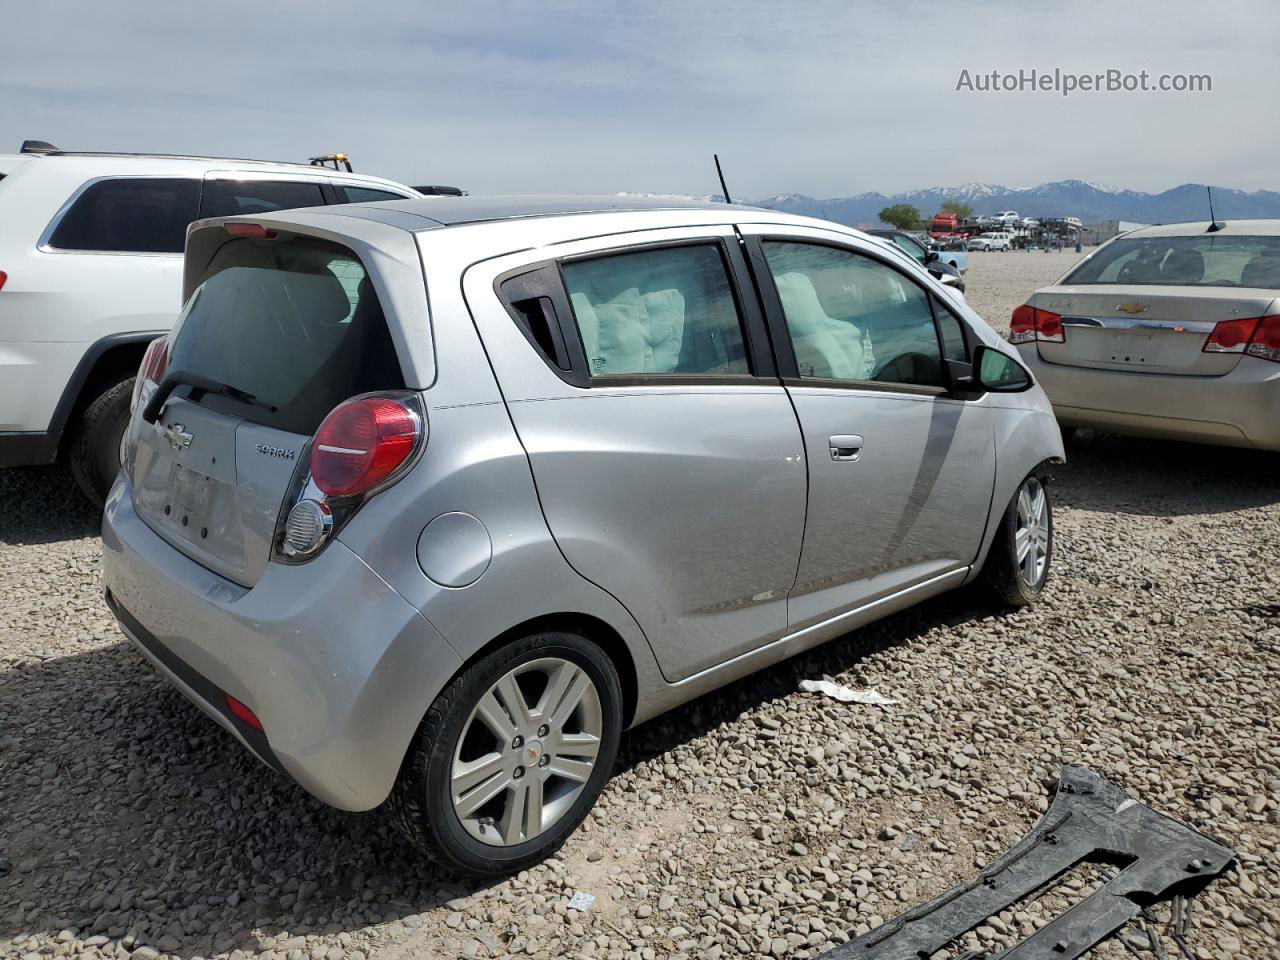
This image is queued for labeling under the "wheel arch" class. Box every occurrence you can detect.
[48,331,161,455]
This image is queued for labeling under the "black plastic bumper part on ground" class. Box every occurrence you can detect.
[822,765,1234,960]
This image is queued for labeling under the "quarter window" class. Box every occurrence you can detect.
[198,180,325,218]
[47,178,199,253]
[762,242,946,388]
[932,296,969,363]
[561,244,750,377]
[338,186,410,204]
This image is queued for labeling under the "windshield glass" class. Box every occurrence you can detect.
[1065,234,1280,288]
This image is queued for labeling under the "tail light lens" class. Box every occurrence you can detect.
[224,693,264,732]
[1009,305,1064,344]
[311,396,420,498]
[1203,317,1259,354]
[1245,315,1280,363]
[130,336,168,412]
[0,271,7,292]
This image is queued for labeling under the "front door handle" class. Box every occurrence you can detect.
[829,435,864,461]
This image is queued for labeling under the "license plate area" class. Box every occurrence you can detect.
[1101,331,1156,365]
[164,462,216,539]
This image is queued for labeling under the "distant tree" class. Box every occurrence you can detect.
[941,200,973,221]
[879,204,922,230]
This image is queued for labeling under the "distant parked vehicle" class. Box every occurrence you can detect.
[993,210,1020,225]
[0,141,421,502]
[103,196,1062,875]
[969,232,1012,252]
[932,238,969,273]
[929,212,961,239]
[1011,220,1280,450]
[866,229,966,293]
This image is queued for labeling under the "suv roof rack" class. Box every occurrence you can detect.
[309,153,353,172]
[17,141,358,171]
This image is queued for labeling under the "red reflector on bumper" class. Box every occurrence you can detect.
[224,693,264,732]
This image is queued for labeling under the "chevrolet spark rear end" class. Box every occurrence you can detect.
[1012,221,1280,449]
[101,212,460,811]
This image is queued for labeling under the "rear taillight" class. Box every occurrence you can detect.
[1245,315,1280,363]
[311,396,420,498]
[130,336,168,412]
[0,271,7,292]
[224,222,277,239]
[1202,317,1259,354]
[1009,305,1064,344]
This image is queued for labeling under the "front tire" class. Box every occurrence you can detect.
[68,377,134,507]
[387,631,623,877]
[981,472,1053,606]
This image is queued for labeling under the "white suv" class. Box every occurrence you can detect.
[969,232,1013,252]
[0,143,421,502]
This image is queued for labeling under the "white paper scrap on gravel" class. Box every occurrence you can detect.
[568,892,595,911]
[798,679,899,707]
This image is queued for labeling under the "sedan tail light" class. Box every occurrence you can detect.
[1009,305,1064,344]
[0,271,7,292]
[1202,317,1260,354]
[130,336,168,412]
[1245,315,1280,363]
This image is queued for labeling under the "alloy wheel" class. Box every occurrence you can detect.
[450,657,603,846]
[1014,475,1050,586]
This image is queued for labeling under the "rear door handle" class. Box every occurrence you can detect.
[829,435,864,461]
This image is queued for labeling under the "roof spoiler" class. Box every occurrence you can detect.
[413,185,466,197]
[20,139,60,155]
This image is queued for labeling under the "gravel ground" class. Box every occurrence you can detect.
[3,249,1278,960]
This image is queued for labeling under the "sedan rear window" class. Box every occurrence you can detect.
[166,236,404,434]
[1066,234,1280,288]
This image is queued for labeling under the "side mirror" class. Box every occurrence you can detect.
[924,250,939,264]
[972,344,1033,392]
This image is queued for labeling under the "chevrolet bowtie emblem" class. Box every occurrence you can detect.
[164,423,193,451]
[1116,303,1149,314]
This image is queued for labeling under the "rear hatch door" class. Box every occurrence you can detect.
[1032,286,1277,376]
[130,231,406,587]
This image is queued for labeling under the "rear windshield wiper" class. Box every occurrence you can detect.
[142,371,278,424]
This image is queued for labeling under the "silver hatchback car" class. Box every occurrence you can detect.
[102,196,1064,875]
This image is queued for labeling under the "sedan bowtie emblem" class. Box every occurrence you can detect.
[164,423,193,451]
[1115,302,1149,314]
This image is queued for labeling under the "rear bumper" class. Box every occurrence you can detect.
[101,477,463,811]
[0,430,60,467]
[1020,347,1280,450]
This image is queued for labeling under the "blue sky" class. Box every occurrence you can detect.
[3,1,1275,197]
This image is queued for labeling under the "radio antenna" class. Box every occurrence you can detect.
[1206,186,1223,232]
[714,154,733,205]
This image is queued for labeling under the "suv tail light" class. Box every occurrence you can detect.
[130,336,168,412]
[1245,315,1280,363]
[311,396,420,498]
[1009,305,1064,344]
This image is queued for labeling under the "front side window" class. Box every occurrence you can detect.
[762,242,945,387]
[1064,234,1280,288]
[47,178,199,253]
[198,179,325,218]
[561,244,749,377]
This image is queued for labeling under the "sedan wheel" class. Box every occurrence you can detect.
[1014,475,1051,587]
[981,470,1053,606]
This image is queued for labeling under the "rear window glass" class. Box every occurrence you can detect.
[1066,234,1280,288]
[166,236,404,434]
[338,186,409,204]
[48,178,199,253]
[561,244,750,377]
[199,180,325,218]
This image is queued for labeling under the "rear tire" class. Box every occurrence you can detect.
[387,631,623,877]
[68,377,134,507]
[980,471,1053,607]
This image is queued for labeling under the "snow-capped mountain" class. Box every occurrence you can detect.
[752,179,1280,226]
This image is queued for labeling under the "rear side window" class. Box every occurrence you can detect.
[166,236,404,434]
[560,244,750,377]
[337,186,409,204]
[199,180,325,218]
[47,178,199,253]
